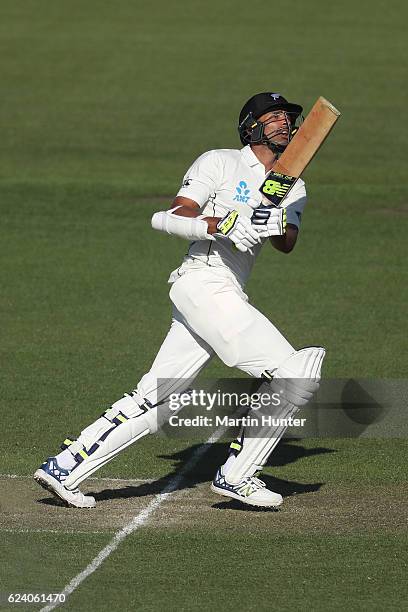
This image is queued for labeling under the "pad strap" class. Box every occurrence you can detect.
[60,394,153,466]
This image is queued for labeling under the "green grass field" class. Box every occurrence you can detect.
[1,1,407,610]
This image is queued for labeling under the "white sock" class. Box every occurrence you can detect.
[222,453,237,478]
[55,448,77,471]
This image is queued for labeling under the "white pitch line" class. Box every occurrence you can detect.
[40,426,229,612]
[0,474,153,483]
[3,528,109,535]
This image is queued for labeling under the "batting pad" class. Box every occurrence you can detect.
[224,346,325,484]
[63,392,158,491]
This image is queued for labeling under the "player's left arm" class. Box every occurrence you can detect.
[269,224,298,253]
[253,179,306,254]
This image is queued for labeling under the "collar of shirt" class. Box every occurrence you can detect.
[240,145,266,177]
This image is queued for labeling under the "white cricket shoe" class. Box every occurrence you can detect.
[34,457,96,509]
[211,468,283,508]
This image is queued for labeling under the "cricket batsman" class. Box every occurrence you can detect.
[34,92,325,508]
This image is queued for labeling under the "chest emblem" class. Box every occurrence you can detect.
[233,180,251,203]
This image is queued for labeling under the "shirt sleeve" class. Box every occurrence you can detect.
[176,150,222,208]
[282,178,307,229]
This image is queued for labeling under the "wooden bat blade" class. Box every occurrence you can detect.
[273,96,341,177]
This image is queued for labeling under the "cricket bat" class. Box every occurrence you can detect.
[259,96,341,207]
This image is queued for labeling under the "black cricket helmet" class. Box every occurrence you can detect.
[238,92,303,153]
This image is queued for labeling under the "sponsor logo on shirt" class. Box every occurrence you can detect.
[182,178,192,187]
[233,180,251,203]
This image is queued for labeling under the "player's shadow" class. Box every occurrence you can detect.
[91,440,334,503]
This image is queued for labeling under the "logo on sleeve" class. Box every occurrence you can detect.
[182,178,192,187]
[233,180,251,203]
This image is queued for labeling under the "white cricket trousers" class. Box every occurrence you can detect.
[136,268,294,405]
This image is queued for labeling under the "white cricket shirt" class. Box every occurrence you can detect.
[168,145,307,289]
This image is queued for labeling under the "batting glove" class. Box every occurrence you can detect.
[251,206,286,237]
[216,210,261,253]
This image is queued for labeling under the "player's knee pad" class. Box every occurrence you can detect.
[63,391,157,491]
[263,346,326,406]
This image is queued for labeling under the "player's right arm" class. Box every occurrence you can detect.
[168,196,220,235]
[151,151,260,251]
[152,195,260,252]
[150,195,217,242]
